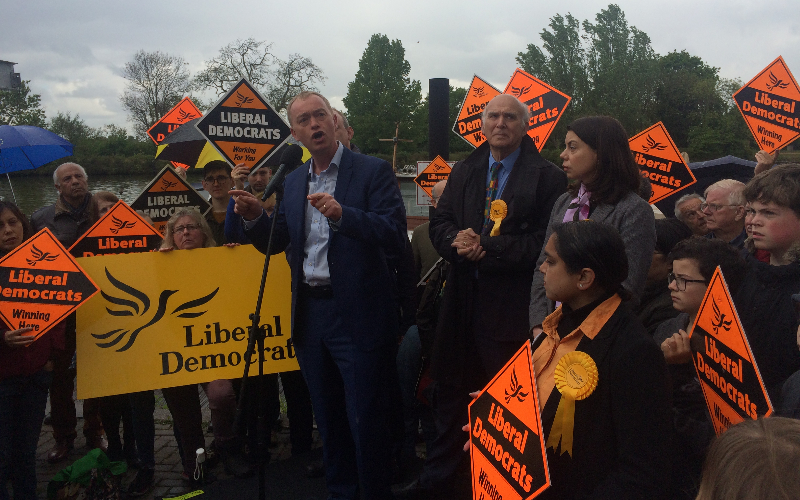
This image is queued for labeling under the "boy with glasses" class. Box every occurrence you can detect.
[201,160,234,245]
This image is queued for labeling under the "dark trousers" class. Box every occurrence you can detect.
[0,370,52,500]
[281,370,314,454]
[162,385,204,476]
[50,315,102,443]
[98,394,136,462]
[129,391,155,469]
[294,292,395,500]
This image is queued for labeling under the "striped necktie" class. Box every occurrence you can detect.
[484,161,501,232]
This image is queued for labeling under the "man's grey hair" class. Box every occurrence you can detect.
[332,108,350,129]
[674,193,705,220]
[705,179,746,206]
[53,163,87,186]
[481,95,531,135]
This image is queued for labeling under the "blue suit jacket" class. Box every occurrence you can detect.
[246,147,407,349]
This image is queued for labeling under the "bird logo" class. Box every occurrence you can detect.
[510,85,532,98]
[235,92,254,107]
[711,297,733,335]
[92,268,218,352]
[109,216,136,235]
[766,72,789,91]
[176,109,197,123]
[26,244,58,266]
[642,134,667,152]
[504,367,529,404]
[160,179,177,191]
[472,86,487,98]
[431,163,445,172]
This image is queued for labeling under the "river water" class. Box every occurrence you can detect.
[0,172,428,219]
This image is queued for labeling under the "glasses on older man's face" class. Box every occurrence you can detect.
[203,175,231,184]
[667,272,706,291]
[174,224,201,234]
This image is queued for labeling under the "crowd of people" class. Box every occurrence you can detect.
[2,91,800,500]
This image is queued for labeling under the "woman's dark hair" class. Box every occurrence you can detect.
[0,200,32,246]
[567,116,641,205]
[668,236,747,294]
[552,220,629,299]
[655,218,693,255]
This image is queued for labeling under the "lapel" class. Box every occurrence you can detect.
[284,161,311,254]
[538,307,621,426]
[334,147,353,206]
[587,201,614,222]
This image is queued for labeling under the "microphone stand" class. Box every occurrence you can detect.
[233,182,285,500]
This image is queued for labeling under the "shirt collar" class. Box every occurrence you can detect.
[488,146,521,171]
[308,141,344,177]
[542,294,622,342]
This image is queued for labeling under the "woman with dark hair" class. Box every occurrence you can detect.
[532,220,671,499]
[0,201,68,500]
[530,116,656,333]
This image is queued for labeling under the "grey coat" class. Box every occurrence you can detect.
[529,190,656,328]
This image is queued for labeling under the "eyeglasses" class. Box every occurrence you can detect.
[700,202,739,213]
[667,272,706,291]
[174,224,201,234]
[203,175,231,184]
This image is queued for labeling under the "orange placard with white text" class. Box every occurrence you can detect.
[629,122,696,204]
[504,69,571,151]
[468,342,550,500]
[453,76,502,148]
[689,267,772,435]
[733,56,800,153]
[146,97,203,170]
[0,229,98,341]
[69,201,162,257]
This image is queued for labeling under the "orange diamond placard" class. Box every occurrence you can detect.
[130,166,211,235]
[196,78,291,169]
[733,56,800,153]
[689,267,773,435]
[69,201,163,257]
[0,229,98,341]
[468,342,550,500]
[504,69,571,151]
[453,76,502,148]
[629,122,696,204]
[147,97,203,170]
[414,155,453,205]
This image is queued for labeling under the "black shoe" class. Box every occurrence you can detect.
[127,468,155,498]
[305,459,324,478]
[221,449,254,479]
[394,479,431,500]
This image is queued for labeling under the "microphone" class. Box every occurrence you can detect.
[262,144,305,201]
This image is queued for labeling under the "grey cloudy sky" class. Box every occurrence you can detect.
[4,0,799,133]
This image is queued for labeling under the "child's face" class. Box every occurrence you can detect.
[668,258,707,316]
[747,200,800,260]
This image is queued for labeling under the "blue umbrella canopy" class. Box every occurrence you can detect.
[0,125,74,174]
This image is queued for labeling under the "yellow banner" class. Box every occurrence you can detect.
[76,245,297,399]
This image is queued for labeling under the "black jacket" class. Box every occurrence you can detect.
[429,135,567,386]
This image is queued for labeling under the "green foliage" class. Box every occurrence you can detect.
[517,4,757,161]
[343,34,423,154]
[0,80,47,127]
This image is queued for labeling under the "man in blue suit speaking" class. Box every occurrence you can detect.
[231,91,407,499]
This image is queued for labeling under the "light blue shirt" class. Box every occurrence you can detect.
[486,147,521,199]
[302,143,345,286]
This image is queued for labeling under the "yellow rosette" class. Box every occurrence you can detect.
[546,351,598,456]
[489,200,507,237]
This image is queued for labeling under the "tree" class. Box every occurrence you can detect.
[343,34,422,153]
[193,38,325,112]
[120,50,191,138]
[48,111,95,143]
[0,80,46,126]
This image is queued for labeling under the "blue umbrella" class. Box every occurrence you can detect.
[0,125,74,203]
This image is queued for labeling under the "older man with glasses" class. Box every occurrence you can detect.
[701,179,747,250]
